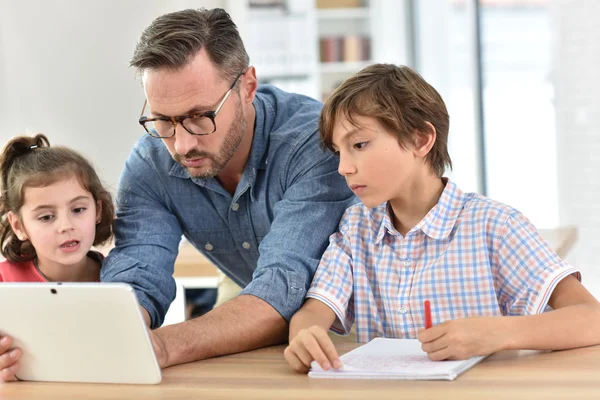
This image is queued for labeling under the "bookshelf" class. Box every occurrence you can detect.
[237,0,411,101]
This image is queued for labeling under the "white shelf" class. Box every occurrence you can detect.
[317,7,370,20]
[319,60,372,74]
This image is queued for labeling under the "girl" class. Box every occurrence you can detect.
[0,133,115,380]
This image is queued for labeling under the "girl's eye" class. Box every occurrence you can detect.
[353,141,368,150]
[38,215,54,222]
[73,207,86,214]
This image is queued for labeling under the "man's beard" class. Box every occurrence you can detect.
[175,98,246,179]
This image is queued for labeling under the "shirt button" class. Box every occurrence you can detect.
[398,305,408,314]
[205,243,214,251]
[232,203,240,211]
[242,242,251,250]
[403,260,412,267]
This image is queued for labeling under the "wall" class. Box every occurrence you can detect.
[0,0,225,191]
[553,0,600,296]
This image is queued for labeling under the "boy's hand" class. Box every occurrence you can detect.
[417,316,506,360]
[0,334,21,382]
[284,326,342,373]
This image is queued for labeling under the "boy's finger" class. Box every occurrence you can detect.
[421,334,449,353]
[313,330,341,369]
[426,346,452,361]
[286,352,310,373]
[418,325,445,343]
[303,334,332,370]
[290,341,316,369]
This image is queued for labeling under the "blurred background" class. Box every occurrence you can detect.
[1,0,598,299]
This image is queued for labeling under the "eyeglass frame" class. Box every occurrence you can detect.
[138,70,246,138]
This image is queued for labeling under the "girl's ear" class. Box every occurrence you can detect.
[7,211,28,241]
[95,200,102,224]
[413,121,437,159]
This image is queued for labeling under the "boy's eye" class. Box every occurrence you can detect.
[38,215,54,222]
[353,141,368,150]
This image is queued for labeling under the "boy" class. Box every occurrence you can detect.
[284,64,600,373]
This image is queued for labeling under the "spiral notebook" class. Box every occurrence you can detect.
[309,338,485,380]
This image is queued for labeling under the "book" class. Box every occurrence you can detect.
[309,338,486,380]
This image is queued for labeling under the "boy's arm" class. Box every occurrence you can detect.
[285,299,340,373]
[419,211,600,360]
[505,275,600,350]
[289,298,337,342]
[418,276,600,360]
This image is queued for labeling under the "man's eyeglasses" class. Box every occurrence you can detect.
[138,71,245,138]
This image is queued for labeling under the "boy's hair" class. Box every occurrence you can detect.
[320,64,452,177]
[0,134,115,263]
[130,8,249,82]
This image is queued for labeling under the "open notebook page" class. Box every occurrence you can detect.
[309,338,485,380]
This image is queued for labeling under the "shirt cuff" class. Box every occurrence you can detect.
[306,290,351,335]
[101,252,174,329]
[532,264,581,314]
[240,267,307,322]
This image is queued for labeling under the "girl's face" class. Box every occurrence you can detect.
[8,177,101,271]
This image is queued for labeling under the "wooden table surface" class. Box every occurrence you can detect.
[2,342,599,399]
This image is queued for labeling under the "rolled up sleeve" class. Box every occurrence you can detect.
[241,134,355,321]
[101,145,182,328]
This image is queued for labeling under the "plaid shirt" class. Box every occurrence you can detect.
[306,179,580,343]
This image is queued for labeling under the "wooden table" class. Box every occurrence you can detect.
[2,342,599,399]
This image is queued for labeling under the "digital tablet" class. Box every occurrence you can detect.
[0,282,161,384]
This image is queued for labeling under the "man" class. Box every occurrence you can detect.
[0,7,353,378]
[109,8,353,368]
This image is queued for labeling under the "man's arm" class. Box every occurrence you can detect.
[101,141,182,328]
[152,294,287,367]
[153,133,354,367]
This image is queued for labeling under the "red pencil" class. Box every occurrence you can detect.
[424,300,432,329]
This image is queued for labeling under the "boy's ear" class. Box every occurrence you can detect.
[7,211,28,241]
[413,121,437,158]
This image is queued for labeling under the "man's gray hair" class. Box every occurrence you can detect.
[130,8,249,81]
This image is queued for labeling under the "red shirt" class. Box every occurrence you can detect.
[0,252,104,282]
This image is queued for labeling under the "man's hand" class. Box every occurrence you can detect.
[284,325,341,373]
[418,316,507,361]
[0,334,21,382]
[147,329,168,368]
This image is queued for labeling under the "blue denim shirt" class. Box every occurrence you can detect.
[101,85,355,328]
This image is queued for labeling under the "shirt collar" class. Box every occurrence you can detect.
[371,178,466,243]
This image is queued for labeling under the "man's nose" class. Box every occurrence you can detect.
[172,124,197,156]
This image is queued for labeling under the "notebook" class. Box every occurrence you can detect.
[309,338,485,380]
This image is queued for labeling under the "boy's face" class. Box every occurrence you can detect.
[331,115,419,208]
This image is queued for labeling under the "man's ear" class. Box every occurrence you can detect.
[413,121,437,159]
[7,211,28,241]
[240,66,258,106]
